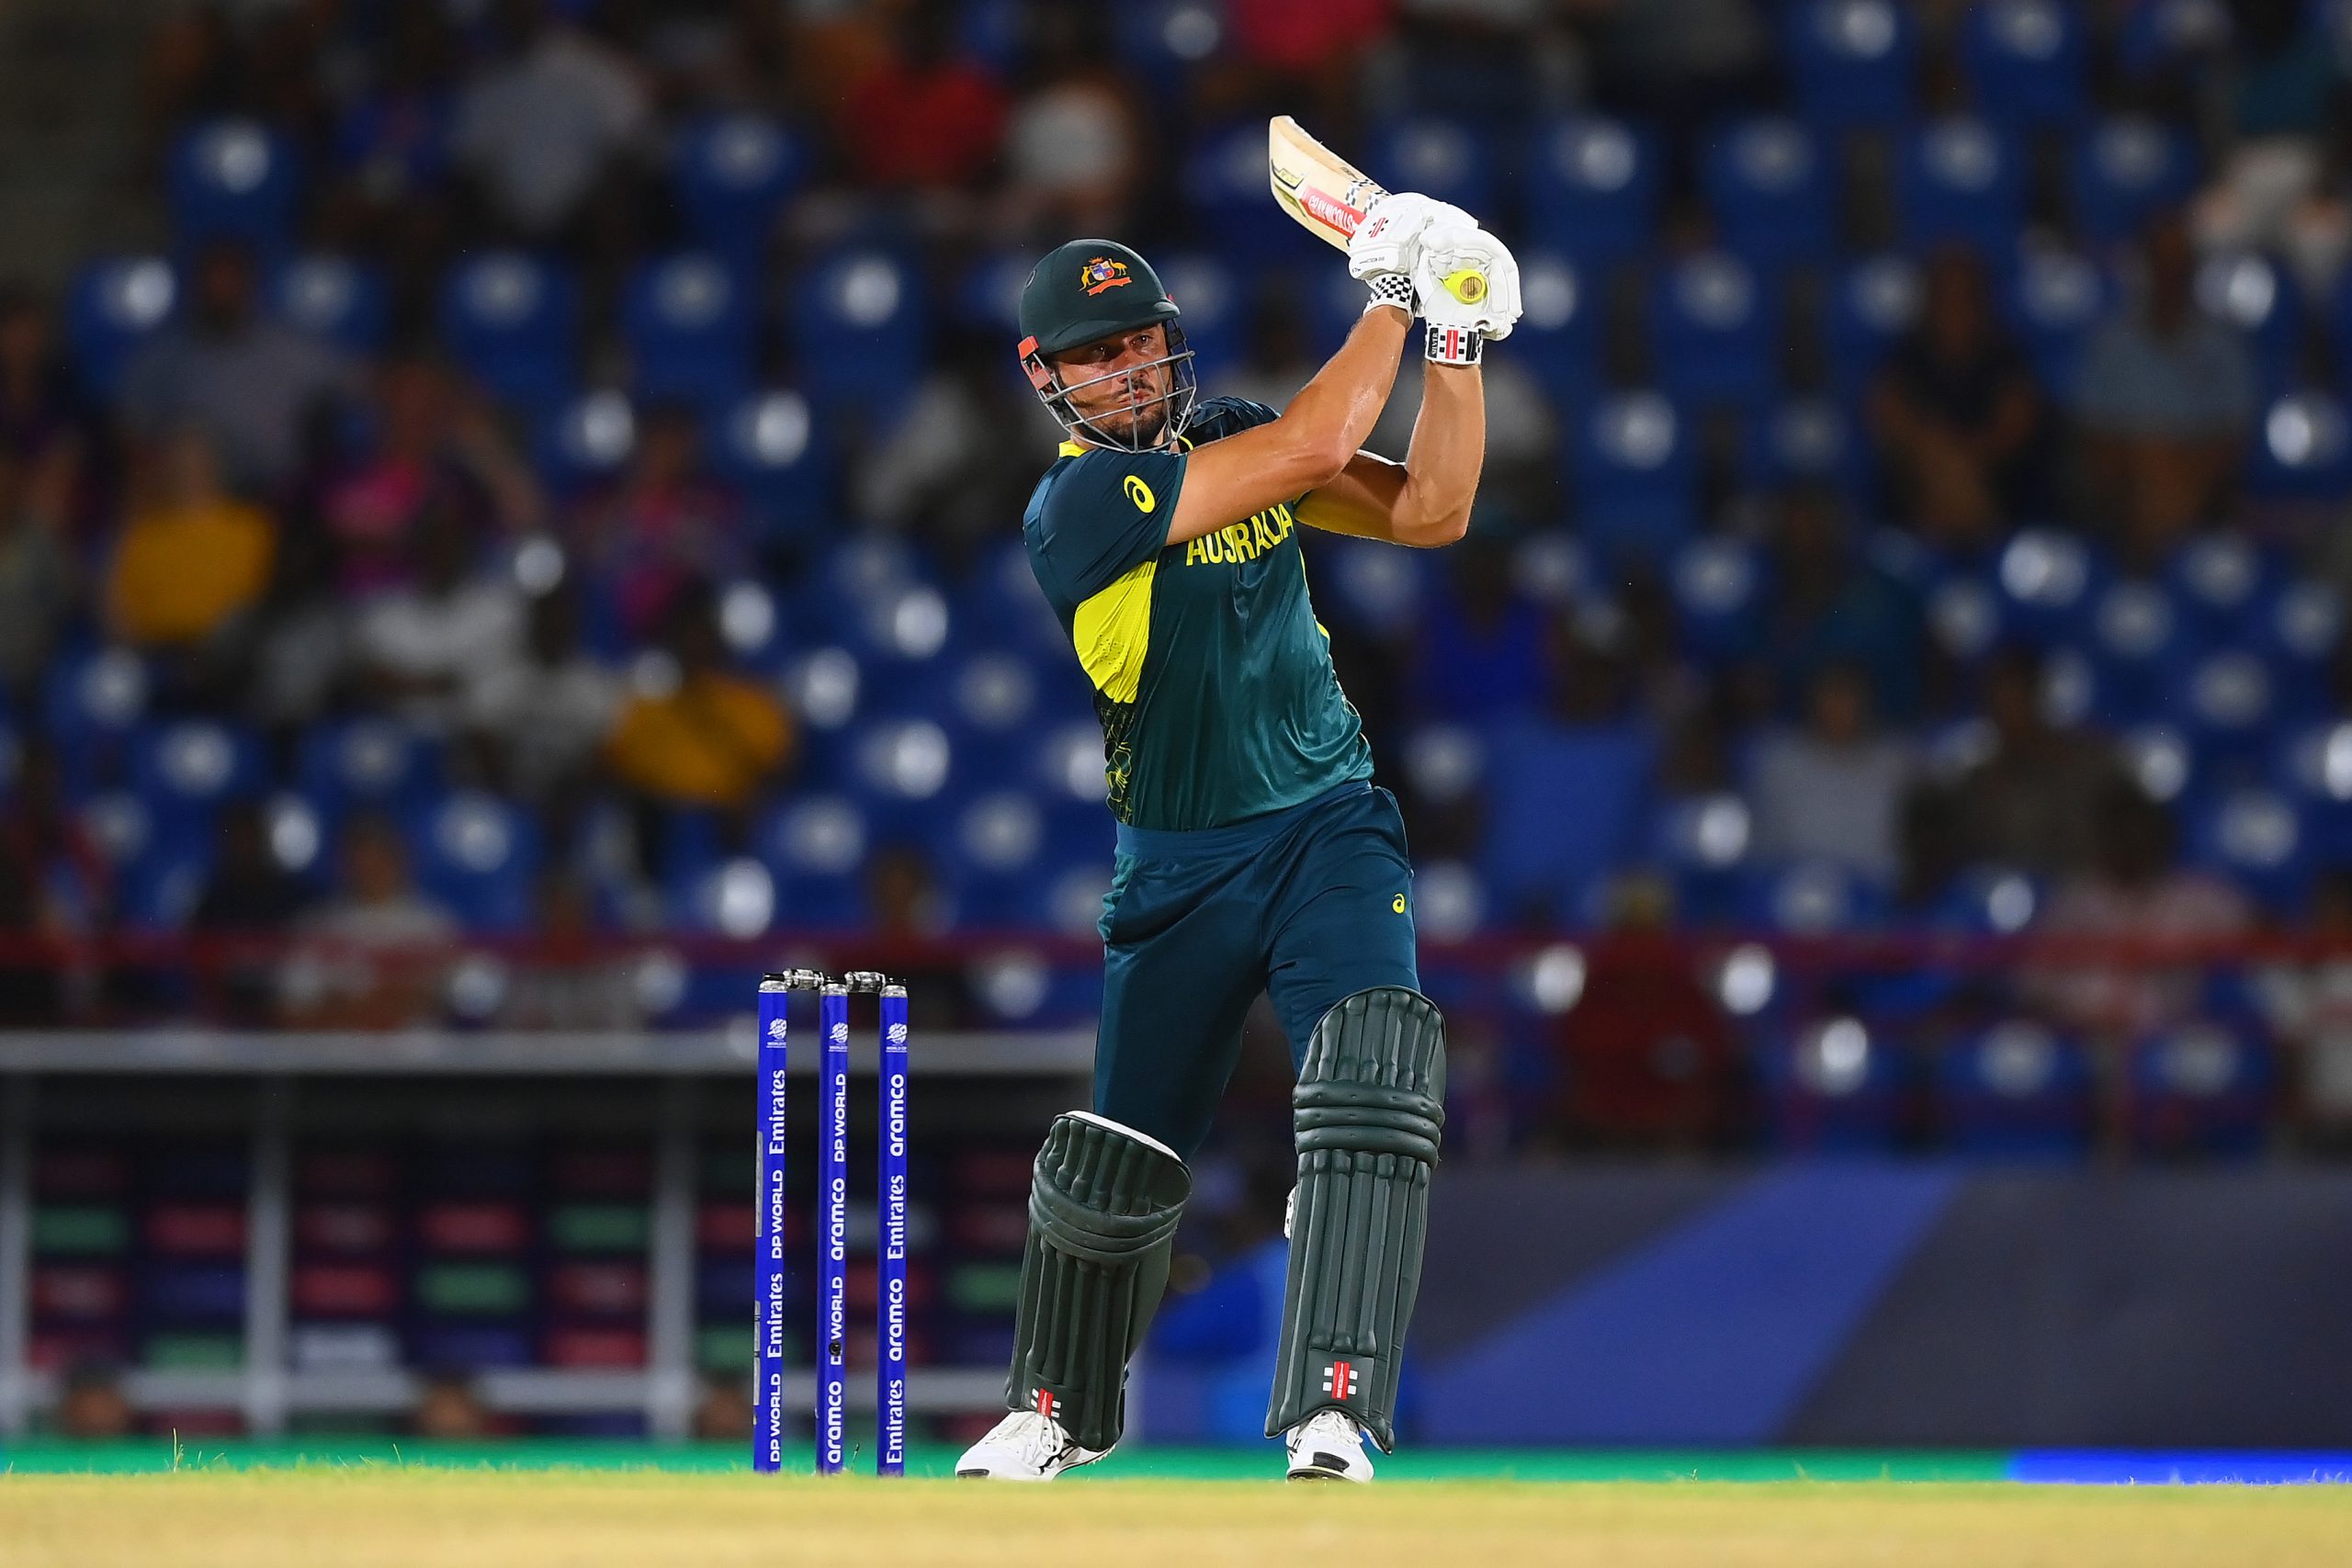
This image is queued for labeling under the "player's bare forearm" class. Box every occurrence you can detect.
[1164,306,1408,546]
[1295,361,1483,547]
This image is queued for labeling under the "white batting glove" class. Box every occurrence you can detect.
[1350,192,1476,314]
[1413,222,1522,363]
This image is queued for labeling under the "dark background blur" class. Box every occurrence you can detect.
[3,0,2352,1455]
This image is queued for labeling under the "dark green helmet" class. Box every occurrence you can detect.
[1016,239,1196,454]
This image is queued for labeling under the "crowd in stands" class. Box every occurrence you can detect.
[4,0,2352,1147]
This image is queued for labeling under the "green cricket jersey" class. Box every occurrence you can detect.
[1022,396,1374,830]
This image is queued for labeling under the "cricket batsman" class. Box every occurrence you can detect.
[955,197,1521,1482]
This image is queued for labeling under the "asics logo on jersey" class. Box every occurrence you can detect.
[1124,474,1155,512]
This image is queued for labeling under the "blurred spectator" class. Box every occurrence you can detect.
[836,2,1009,196]
[0,288,92,519]
[323,5,459,268]
[854,327,1058,573]
[1869,249,2044,549]
[283,813,456,1030]
[191,799,312,1026]
[1414,535,1548,721]
[325,357,540,597]
[104,428,275,652]
[1545,873,1736,1150]
[692,1373,753,1441]
[411,1369,493,1438]
[1748,489,1924,723]
[0,742,108,1021]
[864,841,975,1030]
[118,243,351,495]
[2256,870,2352,1140]
[576,405,742,645]
[53,1359,134,1439]
[450,0,651,243]
[2075,213,2256,548]
[606,591,793,814]
[355,504,524,736]
[500,871,639,1030]
[1748,663,1912,883]
[996,12,1144,242]
[243,525,350,741]
[1221,290,1317,412]
[1586,0,1772,121]
[2032,778,2252,1038]
[0,447,77,701]
[464,588,618,807]
[1942,646,2127,881]
[192,800,310,934]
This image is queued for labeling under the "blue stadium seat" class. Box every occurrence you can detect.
[1510,253,1603,408]
[168,118,301,248]
[414,791,539,931]
[936,791,1053,925]
[1741,397,1869,507]
[2070,118,2198,245]
[1928,865,2044,936]
[763,794,870,929]
[672,114,804,265]
[1188,121,1320,265]
[1521,116,1662,267]
[2114,0,2232,83]
[1937,1020,2095,1157]
[623,253,755,408]
[298,718,442,819]
[2174,649,2278,769]
[1758,1015,1905,1153]
[437,253,578,412]
[1479,717,1654,923]
[1650,251,1780,411]
[1150,254,1239,380]
[536,391,637,509]
[2188,786,2306,910]
[2167,534,2274,640]
[1994,527,2098,646]
[1960,0,2089,129]
[712,389,831,541]
[790,246,927,418]
[2247,389,2352,501]
[957,249,1042,339]
[1701,118,1833,271]
[1740,862,1891,933]
[130,720,261,829]
[1668,536,1764,661]
[66,257,176,400]
[1826,254,1920,396]
[2006,245,2109,400]
[1371,117,1496,218]
[273,255,389,354]
[2127,1021,2274,1158]
[1652,790,1754,924]
[1899,118,2026,252]
[1786,0,1917,128]
[1570,390,1699,561]
[2204,251,2303,389]
[42,647,150,784]
[2086,579,2192,724]
[2256,580,2343,702]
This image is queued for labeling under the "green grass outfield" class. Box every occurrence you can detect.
[0,1436,2014,1481]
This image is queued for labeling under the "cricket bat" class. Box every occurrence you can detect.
[1267,115,1487,305]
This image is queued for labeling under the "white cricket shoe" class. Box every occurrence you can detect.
[1284,1408,1375,1483]
[956,1409,1108,1481]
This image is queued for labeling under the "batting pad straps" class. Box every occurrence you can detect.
[1425,322,1483,366]
[1006,1111,1190,1453]
[1267,987,1446,1452]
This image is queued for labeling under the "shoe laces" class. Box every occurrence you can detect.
[1294,1408,1362,1450]
[993,1408,1074,1467]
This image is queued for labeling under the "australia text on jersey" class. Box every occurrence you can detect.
[1183,502,1295,567]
